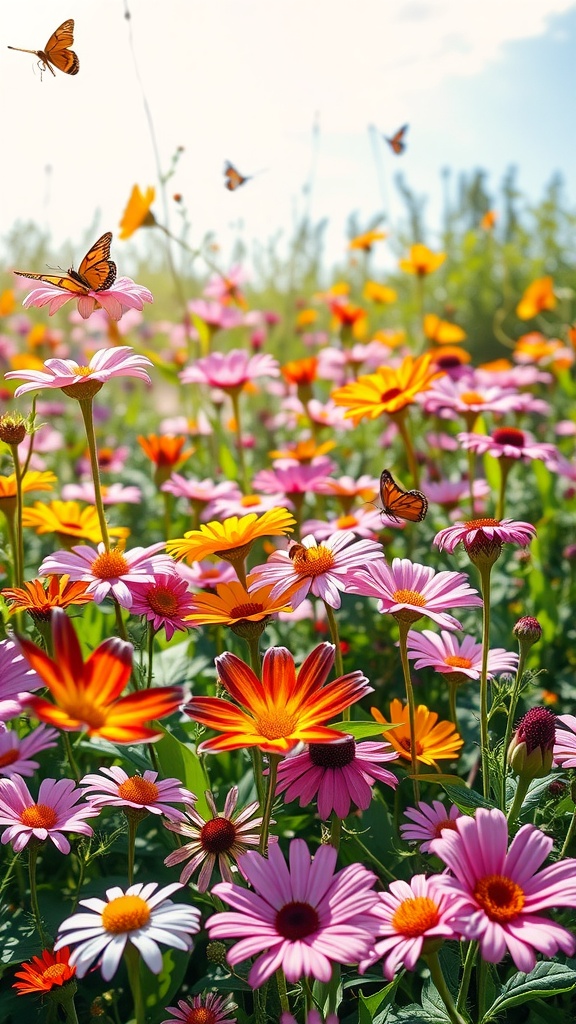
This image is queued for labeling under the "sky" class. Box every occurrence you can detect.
[2,0,576,275]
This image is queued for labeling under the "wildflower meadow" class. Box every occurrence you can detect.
[3,29,576,1024]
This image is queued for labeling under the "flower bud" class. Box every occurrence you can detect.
[206,940,228,966]
[0,413,27,446]
[513,616,543,653]
[507,706,556,780]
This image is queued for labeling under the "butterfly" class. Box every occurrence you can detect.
[15,232,117,294]
[288,542,309,561]
[8,20,79,77]
[384,124,408,155]
[224,162,251,191]
[379,469,428,523]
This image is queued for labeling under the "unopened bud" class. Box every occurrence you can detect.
[507,706,556,780]
[513,616,543,652]
[0,413,27,445]
[206,941,228,966]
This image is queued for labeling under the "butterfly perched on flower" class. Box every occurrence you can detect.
[8,19,79,77]
[384,124,408,155]
[224,162,251,191]
[15,233,117,295]
[379,469,428,523]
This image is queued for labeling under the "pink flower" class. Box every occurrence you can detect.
[61,482,142,505]
[126,571,196,639]
[18,277,152,321]
[5,346,153,397]
[434,518,536,554]
[207,838,379,987]
[174,560,237,590]
[553,715,576,767]
[248,531,384,610]
[359,874,466,980]
[179,350,279,390]
[405,630,518,680]
[0,638,42,721]
[275,735,398,819]
[38,542,173,609]
[301,507,390,540]
[204,264,247,304]
[419,375,525,420]
[457,428,557,465]
[188,299,245,330]
[431,807,576,971]
[400,800,462,852]
[0,775,98,853]
[347,557,482,629]
[424,478,490,510]
[252,460,337,498]
[161,993,238,1024]
[161,474,240,510]
[0,724,58,777]
[80,767,194,820]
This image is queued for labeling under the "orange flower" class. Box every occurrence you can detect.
[138,434,194,469]
[2,575,93,621]
[166,509,295,565]
[430,346,472,371]
[516,277,556,320]
[348,229,387,252]
[372,327,406,349]
[331,352,444,423]
[22,500,129,545]
[423,314,467,345]
[19,609,182,743]
[480,210,497,231]
[363,280,397,305]
[268,438,337,462]
[184,580,294,631]
[185,641,372,754]
[330,299,368,337]
[371,698,463,768]
[13,946,76,995]
[399,244,446,277]
[0,289,15,317]
[281,357,318,386]
[513,332,572,369]
[295,308,318,331]
[314,281,350,303]
[119,185,156,240]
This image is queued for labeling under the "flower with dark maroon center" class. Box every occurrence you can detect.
[508,706,556,780]
[276,901,320,940]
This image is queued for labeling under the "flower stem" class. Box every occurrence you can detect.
[456,941,477,1015]
[230,390,249,494]
[62,731,80,783]
[560,805,576,858]
[507,775,531,823]
[276,968,290,1014]
[496,458,513,521]
[127,816,138,885]
[323,601,346,714]
[78,398,110,551]
[123,942,145,1024]
[448,680,459,732]
[397,618,420,803]
[9,444,25,589]
[52,982,80,1024]
[425,950,467,1024]
[477,564,493,800]
[329,812,342,851]
[500,647,528,811]
[28,845,49,946]
[259,753,280,855]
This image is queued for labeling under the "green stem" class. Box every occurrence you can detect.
[251,748,266,810]
[276,967,290,1014]
[500,647,528,811]
[324,602,346,706]
[393,409,420,488]
[259,753,280,854]
[123,942,145,1024]
[425,950,467,1024]
[456,941,477,1015]
[162,488,173,540]
[127,816,138,885]
[28,845,49,946]
[560,806,576,858]
[114,599,129,643]
[9,444,25,589]
[62,731,80,783]
[351,833,398,882]
[146,622,155,688]
[477,955,488,1022]
[477,564,493,800]
[78,398,110,551]
[53,982,80,1024]
[507,774,531,823]
[448,680,459,731]
[467,446,477,520]
[397,618,420,803]
[329,812,342,851]
[496,459,513,521]
[230,390,249,494]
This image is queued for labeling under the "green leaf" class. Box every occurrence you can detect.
[481,961,576,1021]
[409,773,467,786]
[155,728,211,817]
[442,784,496,812]
[140,948,190,1023]
[326,720,399,739]
[358,977,400,1022]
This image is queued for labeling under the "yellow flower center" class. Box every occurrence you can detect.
[391,896,440,937]
[336,514,358,529]
[473,874,525,922]
[255,708,298,740]
[0,748,19,768]
[230,602,265,619]
[291,545,335,577]
[444,655,473,669]
[459,391,485,406]
[240,494,262,507]
[392,589,427,606]
[90,549,130,579]
[147,586,180,616]
[101,894,151,933]
[42,963,70,983]
[117,776,160,804]
[21,803,58,829]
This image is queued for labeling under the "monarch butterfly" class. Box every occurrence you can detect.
[379,469,428,523]
[8,20,79,77]
[224,162,251,191]
[15,233,117,294]
[384,124,408,155]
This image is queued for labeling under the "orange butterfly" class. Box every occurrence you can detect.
[384,125,408,155]
[379,469,428,523]
[8,19,79,77]
[15,233,117,294]
[224,162,251,191]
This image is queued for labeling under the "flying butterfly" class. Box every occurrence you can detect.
[8,19,79,77]
[379,469,428,523]
[384,124,408,155]
[224,162,252,191]
[14,233,117,295]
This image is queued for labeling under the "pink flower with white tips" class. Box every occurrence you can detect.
[5,346,153,397]
[17,279,152,321]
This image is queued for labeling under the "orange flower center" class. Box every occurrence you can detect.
[255,708,298,740]
[473,874,525,922]
[392,589,427,607]
[336,514,359,529]
[459,391,485,405]
[275,900,320,940]
[117,776,160,804]
[0,748,19,768]
[200,816,237,853]
[380,387,403,404]
[291,546,335,577]
[230,602,265,619]
[21,803,58,829]
[391,896,440,937]
[147,586,180,617]
[101,894,151,933]
[240,494,263,508]
[42,963,70,984]
[444,655,473,669]
[185,1009,217,1024]
[90,549,129,579]
[464,517,499,529]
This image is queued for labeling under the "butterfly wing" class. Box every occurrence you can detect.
[224,162,248,191]
[13,270,87,293]
[73,232,116,291]
[43,19,79,75]
[385,124,408,155]
[379,469,428,523]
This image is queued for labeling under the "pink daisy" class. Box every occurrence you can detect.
[5,346,153,397]
[164,786,267,891]
[248,531,384,609]
[161,475,240,511]
[434,518,536,554]
[0,723,58,778]
[80,767,194,821]
[275,735,398,819]
[161,992,238,1024]
[174,560,237,590]
[457,427,558,465]
[301,506,390,540]
[179,350,279,390]
[0,638,41,721]
[38,542,174,609]
[347,557,482,629]
[188,299,245,330]
[359,874,466,980]
[400,800,462,852]
[17,278,153,321]
[419,375,524,420]
[431,807,576,972]
[61,482,143,505]
[424,478,490,510]
[553,715,576,768]
[252,460,336,499]
[405,630,519,680]
[203,264,247,304]
[126,570,196,639]
[207,838,379,987]
[0,775,98,853]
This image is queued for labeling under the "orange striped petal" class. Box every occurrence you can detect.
[283,642,334,708]
[17,636,78,700]
[24,697,83,730]
[198,731,295,754]
[214,652,268,713]
[84,640,133,704]
[104,687,182,722]
[95,724,164,743]
[184,697,258,733]
[261,647,297,707]
[296,671,372,724]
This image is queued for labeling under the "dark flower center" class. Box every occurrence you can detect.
[275,900,320,940]
[200,816,236,853]
[492,427,525,447]
[515,706,556,753]
[309,736,356,767]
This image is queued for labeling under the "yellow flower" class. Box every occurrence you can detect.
[399,244,446,277]
[371,698,463,768]
[331,353,444,423]
[119,185,157,240]
[184,580,294,629]
[314,281,350,303]
[516,276,556,320]
[22,501,129,545]
[0,471,56,516]
[423,314,467,345]
[513,332,572,369]
[268,439,337,462]
[166,508,296,564]
[295,308,318,331]
[348,229,387,252]
[363,281,397,305]
[372,328,406,349]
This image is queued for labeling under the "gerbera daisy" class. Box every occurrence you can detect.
[6,346,154,396]
[275,734,398,819]
[0,723,58,778]
[0,470,56,516]
[434,518,537,555]
[183,580,294,632]
[248,531,384,610]
[38,541,173,609]
[405,630,519,681]
[399,244,446,276]
[0,775,97,853]
[1,575,93,623]
[80,767,194,821]
[13,946,76,996]
[371,699,464,768]
[457,428,557,465]
[400,800,462,852]
[166,509,296,565]
[207,839,379,987]
[164,786,267,891]
[184,641,372,754]
[161,992,238,1024]
[431,807,576,972]
[22,500,129,545]
[347,557,482,629]
[330,353,444,423]
[126,571,196,640]
[54,881,201,980]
